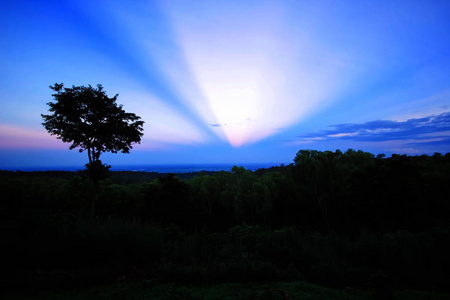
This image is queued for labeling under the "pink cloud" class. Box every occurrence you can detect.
[0,124,67,149]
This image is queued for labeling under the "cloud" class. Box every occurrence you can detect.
[0,124,67,149]
[297,112,450,145]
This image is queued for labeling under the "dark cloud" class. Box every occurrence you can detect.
[408,137,450,148]
[298,112,450,143]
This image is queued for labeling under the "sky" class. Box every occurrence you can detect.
[1,0,450,170]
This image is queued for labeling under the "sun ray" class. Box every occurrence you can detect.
[161,0,354,147]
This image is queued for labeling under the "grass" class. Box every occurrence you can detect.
[6,281,450,300]
[394,288,450,300]
[4,281,370,300]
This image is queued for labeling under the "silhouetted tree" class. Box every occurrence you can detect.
[42,83,144,216]
[41,83,144,181]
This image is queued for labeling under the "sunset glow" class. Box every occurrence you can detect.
[1,0,450,168]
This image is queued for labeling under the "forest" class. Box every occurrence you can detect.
[1,149,450,299]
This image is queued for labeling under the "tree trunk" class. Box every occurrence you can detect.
[88,147,92,164]
[314,184,330,230]
[90,179,99,220]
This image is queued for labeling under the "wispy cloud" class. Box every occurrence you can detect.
[297,112,450,146]
[0,124,66,149]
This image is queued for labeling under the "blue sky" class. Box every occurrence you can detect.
[1,0,450,169]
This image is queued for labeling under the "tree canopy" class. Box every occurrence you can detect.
[41,83,144,169]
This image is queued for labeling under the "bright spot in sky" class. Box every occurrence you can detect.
[161,0,350,147]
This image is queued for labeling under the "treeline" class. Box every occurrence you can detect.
[1,149,450,293]
[3,149,448,233]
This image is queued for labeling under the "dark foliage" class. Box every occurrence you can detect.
[1,150,450,294]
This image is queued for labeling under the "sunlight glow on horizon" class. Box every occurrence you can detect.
[68,0,449,151]
[161,0,355,147]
